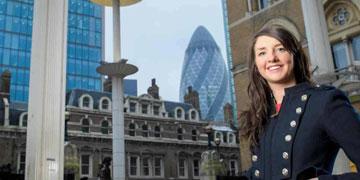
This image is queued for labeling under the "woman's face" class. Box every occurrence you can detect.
[254,35,296,87]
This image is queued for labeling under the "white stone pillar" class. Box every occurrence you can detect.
[301,0,334,74]
[25,0,68,179]
[112,76,125,180]
[113,0,121,62]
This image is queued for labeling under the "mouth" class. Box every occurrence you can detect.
[267,65,283,71]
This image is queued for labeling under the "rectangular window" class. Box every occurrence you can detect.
[142,157,150,176]
[332,42,349,69]
[193,160,200,177]
[230,160,237,176]
[153,105,159,115]
[154,158,162,176]
[18,151,26,174]
[130,156,138,176]
[178,159,187,177]
[130,102,136,113]
[81,155,91,175]
[352,35,360,61]
[142,104,148,114]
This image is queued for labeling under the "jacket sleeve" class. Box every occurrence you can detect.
[318,89,360,180]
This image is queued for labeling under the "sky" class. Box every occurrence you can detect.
[104,0,228,102]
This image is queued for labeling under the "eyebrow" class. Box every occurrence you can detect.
[255,43,283,51]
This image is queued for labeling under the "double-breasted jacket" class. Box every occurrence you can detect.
[245,83,360,180]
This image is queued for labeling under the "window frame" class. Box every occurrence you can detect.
[80,154,93,177]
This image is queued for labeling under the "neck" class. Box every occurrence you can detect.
[269,82,296,104]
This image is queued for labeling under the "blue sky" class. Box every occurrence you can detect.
[105,0,228,101]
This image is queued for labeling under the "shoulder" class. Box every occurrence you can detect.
[308,84,346,99]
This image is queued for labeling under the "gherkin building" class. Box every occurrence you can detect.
[179,26,231,122]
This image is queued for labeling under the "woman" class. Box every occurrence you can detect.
[239,26,360,180]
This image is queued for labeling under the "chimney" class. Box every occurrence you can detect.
[223,103,234,124]
[184,86,201,118]
[147,78,159,99]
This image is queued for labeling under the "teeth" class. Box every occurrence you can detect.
[268,66,280,70]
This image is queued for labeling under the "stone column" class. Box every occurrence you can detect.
[301,0,334,74]
[25,0,68,179]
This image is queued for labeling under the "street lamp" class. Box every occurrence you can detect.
[215,138,221,153]
[205,126,213,150]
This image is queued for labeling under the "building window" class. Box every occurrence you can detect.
[191,129,197,141]
[154,126,161,138]
[129,156,138,176]
[177,128,183,140]
[332,42,349,69]
[81,154,92,176]
[153,105,159,115]
[228,133,235,144]
[129,123,136,136]
[191,111,196,120]
[258,0,269,10]
[142,124,149,137]
[215,132,222,142]
[101,121,109,135]
[82,118,90,133]
[101,98,110,110]
[352,35,360,61]
[20,113,28,127]
[142,157,151,176]
[18,152,25,174]
[83,97,90,108]
[154,157,162,176]
[130,102,136,113]
[178,158,187,178]
[176,109,182,118]
[142,104,148,114]
[229,160,238,176]
[193,159,200,177]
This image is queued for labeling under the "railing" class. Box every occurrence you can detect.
[314,65,360,95]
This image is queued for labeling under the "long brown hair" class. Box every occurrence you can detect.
[239,26,312,151]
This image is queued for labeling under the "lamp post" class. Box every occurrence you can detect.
[205,126,213,150]
[90,1,141,180]
[215,138,221,154]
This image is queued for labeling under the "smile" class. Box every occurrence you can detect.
[267,65,283,71]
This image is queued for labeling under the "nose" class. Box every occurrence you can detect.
[267,50,278,62]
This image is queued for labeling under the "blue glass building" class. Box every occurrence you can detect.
[0,0,103,102]
[179,26,231,122]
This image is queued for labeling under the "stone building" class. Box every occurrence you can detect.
[225,0,360,173]
[0,78,241,179]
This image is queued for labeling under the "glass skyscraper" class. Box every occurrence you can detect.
[179,26,231,122]
[0,0,103,102]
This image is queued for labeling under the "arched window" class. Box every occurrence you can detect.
[101,99,109,110]
[215,132,222,142]
[142,124,149,137]
[83,97,90,108]
[177,128,183,140]
[228,133,235,144]
[176,109,182,118]
[129,123,136,136]
[154,126,161,138]
[82,118,90,133]
[101,121,109,135]
[191,111,196,120]
[191,129,197,141]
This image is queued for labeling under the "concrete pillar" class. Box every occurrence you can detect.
[301,0,335,74]
[25,0,68,179]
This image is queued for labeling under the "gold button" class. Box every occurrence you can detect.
[316,84,320,87]
[285,135,292,142]
[252,155,258,162]
[282,168,289,176]
[290,120,296,128]
[301,95,308,101]
[283,152,289,159]
[255,170,260,177]
[296,107,302,114]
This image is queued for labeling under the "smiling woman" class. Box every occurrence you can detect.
[239,26,360,180]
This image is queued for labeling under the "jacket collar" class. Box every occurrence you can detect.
[284,82,313,96]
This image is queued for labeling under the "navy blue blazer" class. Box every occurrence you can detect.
[245,83,360,180]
